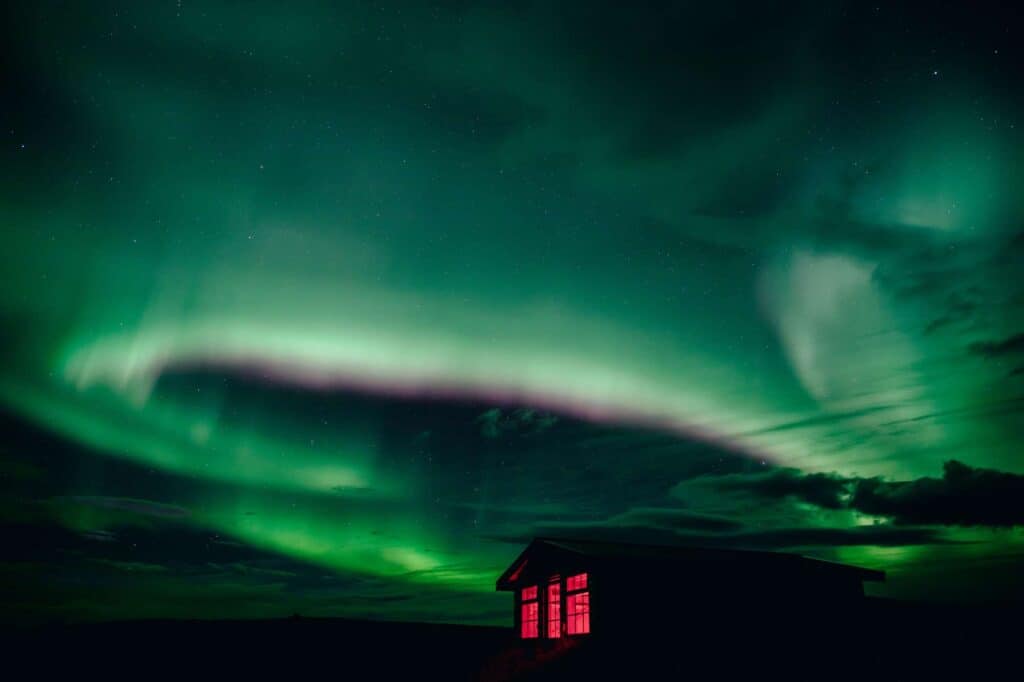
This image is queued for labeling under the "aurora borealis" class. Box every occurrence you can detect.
[1,1,1023,624]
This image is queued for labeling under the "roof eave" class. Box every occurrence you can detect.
[495,539,543,591]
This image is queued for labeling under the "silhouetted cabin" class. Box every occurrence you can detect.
[496,537,884,644]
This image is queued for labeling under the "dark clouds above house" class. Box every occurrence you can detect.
[676,461,1024,528]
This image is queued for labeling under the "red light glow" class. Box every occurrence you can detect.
[547,580,561,638]
[521,601,539,639]
[566,592,590,634]
[566,573,590,635]
[566,573,588,591]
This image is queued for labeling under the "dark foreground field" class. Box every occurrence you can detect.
[4,599,1019,680]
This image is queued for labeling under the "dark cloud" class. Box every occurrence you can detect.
[612,507,744,533]
[849,461,1024,528]
[503,516,946,551]
[968,333,1024,358]
[476,408,558,439]
[489,525,689,549]
[535,507,744,536]
[678,525,949,550]
[65,496,191,519]
[678,468,848,509]
[687,461,1024,528]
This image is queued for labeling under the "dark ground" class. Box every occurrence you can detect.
[3,599,1019,680]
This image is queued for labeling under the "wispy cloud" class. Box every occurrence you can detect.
[968,333,1024,358]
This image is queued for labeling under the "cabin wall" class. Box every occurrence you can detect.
[591,562,869,644]
[507,555,870,647]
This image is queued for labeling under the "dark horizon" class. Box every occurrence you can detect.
[7,600,1021,681]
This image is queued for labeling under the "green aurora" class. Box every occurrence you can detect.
[1,1,1022,623]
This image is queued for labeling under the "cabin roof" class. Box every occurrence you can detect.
[496,536,885,590]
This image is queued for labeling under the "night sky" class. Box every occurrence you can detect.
[2,1,1023,624]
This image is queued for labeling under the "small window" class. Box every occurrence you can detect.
[521,585,539,639]
[566,572,588,591]
[566,572,590,635]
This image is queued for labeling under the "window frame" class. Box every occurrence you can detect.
[565,572,590,636]
[546,576,562,639]
[520,585,540,639]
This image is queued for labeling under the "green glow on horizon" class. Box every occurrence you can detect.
[200,495,500,590]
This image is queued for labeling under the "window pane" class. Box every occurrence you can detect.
[547,582,561,638]
[521,585,537,601]
[567,572,588,591]
[566,591,590,635]
[521,601,539,639]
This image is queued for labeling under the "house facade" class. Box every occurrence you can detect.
[496,537,885,643]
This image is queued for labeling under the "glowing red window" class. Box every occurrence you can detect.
[566,572,588,591]
[521,586,539,639]
[547,579,561,638]
[566,573,590,635]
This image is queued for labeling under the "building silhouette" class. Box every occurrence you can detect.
[497,537,884,645]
